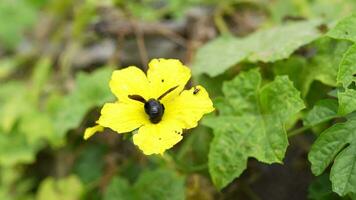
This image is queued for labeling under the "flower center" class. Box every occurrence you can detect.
[144,99,165,124]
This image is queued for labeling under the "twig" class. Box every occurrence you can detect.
[213,6,230,35]
[131,19,149,70]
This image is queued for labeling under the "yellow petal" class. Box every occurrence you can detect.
[147,58,191,102]
[83,125,104,140]
[164,85,214,129]
[109,67,150,103]
[97,102,149,133]
[133,121,183,155]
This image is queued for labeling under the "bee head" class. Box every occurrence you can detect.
[144,99,165,124]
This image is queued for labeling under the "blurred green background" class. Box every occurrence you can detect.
[1,0,356,200]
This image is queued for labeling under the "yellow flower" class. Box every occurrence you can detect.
[84,58,214,155]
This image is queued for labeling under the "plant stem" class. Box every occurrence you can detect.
[214,6,230,35]
[287,126,311,137]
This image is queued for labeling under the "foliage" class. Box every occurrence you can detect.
[2,0,356,199]
[104,168,185,200]
[192,20,323,76]
[203,69,304,189]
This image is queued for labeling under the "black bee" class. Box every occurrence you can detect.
[128,85,178,124]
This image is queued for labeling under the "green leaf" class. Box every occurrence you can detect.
[204,69,305,189]
[175,126,212,170]
[73,144,106,184]
[30,57,52,104]
[19,111,55,146]
[36,175,83,200]
[330,143,356,196]
[0,130,38,167]
[328,14,356,43]
[192,36,248,77]
[51,67,113,139]
[336,44,356,115]
[192,20,323,77]
[134,168,185,200]
[304,99,339,127]
[103,177,132,200]
[273,37,350,97]
[245,20,322,62]
[0,0,37,49]
[309,115,356,196]
[104,168,185,200]
[269,0,356,22]
[0,82,30,132]
[307,38,351,87]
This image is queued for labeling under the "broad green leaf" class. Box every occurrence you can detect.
[307,38,351,87]
[245,20,322,62]
[336,44,356,115]
[36,175,83,200]
[204,69,305,189]
[268,0,302,23]
[309,0,356,21]
[331,143,356,196]
[103,177,132,200]
[273,38,350,97]
[328,14,356,43]
[309,115,356,196]
[104,168,185,200]
[192,20,323,77]
[51,67,113,138]
[192,36,248,77]
[269,0,356,23]
[304,99,339,127]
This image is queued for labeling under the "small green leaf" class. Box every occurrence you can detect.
[19,111,55,145]
[336,44,356,115]
[103,177,132,200]
[0,0,37,49]
[134,168,185,200]
[73,145,106,184]
[328,14,356,43]
[30,57,52,104]
[0,129,38,166]
[304,99,339,126]
[273,38,350,97]
[309,116,356,196]
[51,67,113,139]
[104,168,185,200]
[204,69,305,189]
[36,175,84,200]
[0,82,30,132]
[192,20,323,77]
